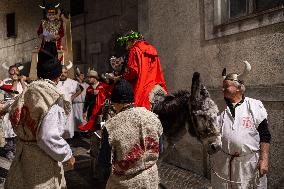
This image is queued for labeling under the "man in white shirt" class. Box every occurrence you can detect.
[211,61,271,189]
[57,62,82,139]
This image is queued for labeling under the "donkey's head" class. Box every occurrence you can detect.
[188,72,221,154]
[153,72,221,155]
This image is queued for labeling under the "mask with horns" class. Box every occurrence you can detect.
[2,62,24,71]
[62,61,73,70]
[87,68,99,79]
[222,61,251,84]
[39,1,60,14]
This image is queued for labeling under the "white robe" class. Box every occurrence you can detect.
[211,97,268,189]
[57,78,79,138]
[72,82,88,128]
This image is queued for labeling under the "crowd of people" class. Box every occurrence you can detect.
[0,2,271,189]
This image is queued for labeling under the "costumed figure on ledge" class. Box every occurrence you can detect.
[30,0,74,80]
[37,1,63,62]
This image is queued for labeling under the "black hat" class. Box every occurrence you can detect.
[111,79,134,103]
[37,58,62,80]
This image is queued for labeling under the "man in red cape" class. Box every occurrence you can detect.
[122,33,168,110]
[79,82,113,131]
[80,31,168,131]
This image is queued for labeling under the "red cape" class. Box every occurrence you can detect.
[79,82,113,131]
[123,40,168,110]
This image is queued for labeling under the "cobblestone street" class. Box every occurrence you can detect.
[0,137,211,189]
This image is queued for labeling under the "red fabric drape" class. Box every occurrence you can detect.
[123,40,168,110]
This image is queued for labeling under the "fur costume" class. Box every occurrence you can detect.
[5,80,71,189]
[105,107,162,189]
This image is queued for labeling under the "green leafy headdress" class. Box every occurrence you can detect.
[116,31,143,46]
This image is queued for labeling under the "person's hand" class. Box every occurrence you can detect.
[83,113,87,120]
[42,30,49,37]
[113,76,121,83]
[93,90,99,95]
[0,103,7,117]
[64,156,76,171]
[106,73,121,83]
[20,76,27,83]
[257,158,269,177]
[53,34,60,41]
[68,156,76,167]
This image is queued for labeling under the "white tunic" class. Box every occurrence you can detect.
[211,97,268,189]
[57,78,79,138]
[72,82,88,128]
[37,104,72,162]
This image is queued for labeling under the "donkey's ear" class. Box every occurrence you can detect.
[190,72,201,101]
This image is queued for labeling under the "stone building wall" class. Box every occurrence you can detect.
[71,0,138,74]
[138,0,284,188]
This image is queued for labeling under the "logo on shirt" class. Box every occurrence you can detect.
[242,117,253,128]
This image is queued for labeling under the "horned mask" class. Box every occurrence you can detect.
[62,61,73,70]
[222,61,251,84]
[2,62,24,71]
[39,2,60,10]
[87,68,99,78]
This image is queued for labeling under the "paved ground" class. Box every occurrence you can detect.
[159,163,211,189]
[0,136,212,189]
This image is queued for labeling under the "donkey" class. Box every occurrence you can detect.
[152,72,222,156]
[99,72,222,155]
